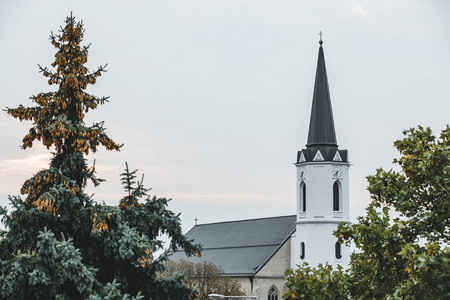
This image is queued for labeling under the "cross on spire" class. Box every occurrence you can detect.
[319,31,323,45]
[194,217,198,225]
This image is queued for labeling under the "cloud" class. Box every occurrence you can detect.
[345,0,368,17]
[0,152,51,195]
[166,191,287,205]
[0,153,50,177]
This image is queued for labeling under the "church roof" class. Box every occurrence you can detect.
[306,42,337,148]
[169,215,296,277]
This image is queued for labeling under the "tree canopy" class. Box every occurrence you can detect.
[284,126,450,299]
[1,14,201,299]
[164,260,245,300]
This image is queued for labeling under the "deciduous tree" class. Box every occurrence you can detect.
[284,264,349,300]
[284,126,450,299]
[164,260,245,300]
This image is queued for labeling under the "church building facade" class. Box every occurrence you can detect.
[171,38,350,300]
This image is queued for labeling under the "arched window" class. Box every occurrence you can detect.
[300,242,305,260]
[300,182,306,212]
[333,181,340,211]
[268,286,278,300]
[335,242,342,259]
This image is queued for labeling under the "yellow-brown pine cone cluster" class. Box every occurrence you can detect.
[118,199,140,210]
[7,106,35,122]
[99,137,121,151]
[33,94,53,107]
[33,193,58,216]
[20,170,58,196]
[90,212,110,234]
[190,249,202,257]
[138,248,152,268]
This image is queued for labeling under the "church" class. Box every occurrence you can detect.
[170,36,351,300]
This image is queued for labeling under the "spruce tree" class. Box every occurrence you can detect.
[1,14,201,299]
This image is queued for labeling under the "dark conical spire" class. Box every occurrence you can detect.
[306,37,337,148]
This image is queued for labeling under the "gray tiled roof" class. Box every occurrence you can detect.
[169,215,296,276]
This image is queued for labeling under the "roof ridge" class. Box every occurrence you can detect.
[199,244,281,251]
[192,214,296,227]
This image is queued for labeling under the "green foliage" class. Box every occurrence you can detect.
[339,126,450,299]
[1,14,201,299]
[284,126,450,299]
[367,126,450,244]
[283,264,349,300]
[0,228,98,299]
[394,243,450,299]
[336,203,410,298]
[164,260,245,300]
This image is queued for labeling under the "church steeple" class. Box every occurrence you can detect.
[291,34,350,269]
[306,36,337,148]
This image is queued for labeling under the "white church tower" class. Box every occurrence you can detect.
[291,36,350,269]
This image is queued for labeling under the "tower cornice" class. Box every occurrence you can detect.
[295,161,350,167]
[295,220,351,225]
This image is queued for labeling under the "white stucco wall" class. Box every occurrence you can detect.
[253,239,290,299]
[292,161,351,269]
[230,239,291,299]
[235,277,252,296]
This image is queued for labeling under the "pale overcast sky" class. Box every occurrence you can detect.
[1,0,449,232]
